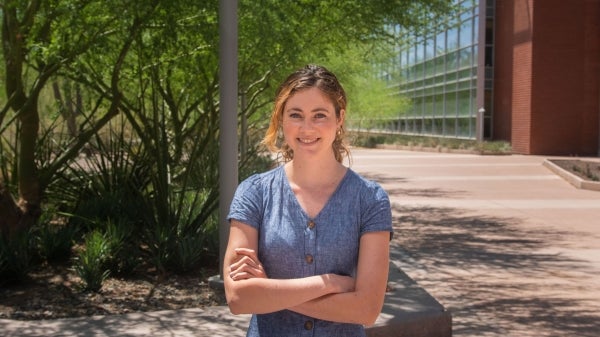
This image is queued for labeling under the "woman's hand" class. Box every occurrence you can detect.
[229,248,267,281]
[323,273,355,294]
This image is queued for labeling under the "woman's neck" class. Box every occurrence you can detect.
[285,156,347,191]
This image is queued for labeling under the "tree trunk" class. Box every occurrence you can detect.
[17,97,42,231]
[1,2,43,235]
[0,182,23,238]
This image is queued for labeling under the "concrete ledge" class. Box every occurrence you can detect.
[543,159,600,192]
[368,263,452,337]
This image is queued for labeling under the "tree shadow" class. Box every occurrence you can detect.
[0,307,250,337]
[390,205,600,336]
[361,172,465,199]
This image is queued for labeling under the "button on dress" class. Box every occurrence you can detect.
[228,166,392,337]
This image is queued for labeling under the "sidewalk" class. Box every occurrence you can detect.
[2,148,599,336]
[352,148,600,336]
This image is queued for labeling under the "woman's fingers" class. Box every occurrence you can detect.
[234,247,259,261]
[229,248,267,280]
[229,266,264,280]
[229,263,266,280]
[230,253,260,270]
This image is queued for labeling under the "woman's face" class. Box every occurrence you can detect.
[281,87,344,161]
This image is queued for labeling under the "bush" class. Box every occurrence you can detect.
[73,230,110,292]
[103,219,139,276]
[34,220,78,264]
[171,235,205,273]
[0,230,33,285]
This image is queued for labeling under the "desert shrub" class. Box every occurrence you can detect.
[171,235,205,273]
[73,230,110,292]
[33,214,78,263]
[103,219,140,276]
[0,230,33,285]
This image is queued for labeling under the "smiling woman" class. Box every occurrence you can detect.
[263,65,350,164]
[223,65,393,337]
[281,87,344,163]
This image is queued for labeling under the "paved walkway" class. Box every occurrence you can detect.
[2,148,600,336]
[351,148,600,337]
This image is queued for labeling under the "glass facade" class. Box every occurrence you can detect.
[388,0,488,139]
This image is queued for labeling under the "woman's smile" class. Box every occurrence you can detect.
[298,137,319,144]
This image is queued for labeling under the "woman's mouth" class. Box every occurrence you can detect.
[298,138,319,144]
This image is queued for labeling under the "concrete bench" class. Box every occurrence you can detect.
[367,262,452,337]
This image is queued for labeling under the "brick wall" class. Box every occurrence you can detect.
[529,0,600,155]
[492,0,515,143]
[493,0,600,155]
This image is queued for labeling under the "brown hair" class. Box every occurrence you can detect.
[262,65,349,163]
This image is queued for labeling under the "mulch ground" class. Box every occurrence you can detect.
[0,262,226,320]
[550,159,600,182]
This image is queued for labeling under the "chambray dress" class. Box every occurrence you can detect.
[228,165,392,337]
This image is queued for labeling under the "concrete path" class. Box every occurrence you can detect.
[351,148,600,337]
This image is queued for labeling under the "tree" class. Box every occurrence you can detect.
[0,0,162,237]
[0,0,454,250]
[236,0,454,156]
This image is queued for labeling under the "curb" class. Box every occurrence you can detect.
[543,159,600,192]
[374,143,512,156]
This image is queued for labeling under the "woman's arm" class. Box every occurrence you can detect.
[289,231,390,326]
[223,220,354,315]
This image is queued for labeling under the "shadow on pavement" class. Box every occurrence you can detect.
[390,204,600,337]
[0,307,249,337]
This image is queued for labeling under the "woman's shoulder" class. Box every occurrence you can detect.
[346,168,386,191]
[238,165,284,190]
[344,168,390,203]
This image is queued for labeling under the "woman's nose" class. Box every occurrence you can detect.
[299,118,315,130]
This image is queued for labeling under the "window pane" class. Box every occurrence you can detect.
[448,27,459,51]
[459,19,472,48]
[436,30,446,56]
[425,37,434,59]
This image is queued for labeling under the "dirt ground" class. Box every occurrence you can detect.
[0,263,226,320]
[550,159,600,182]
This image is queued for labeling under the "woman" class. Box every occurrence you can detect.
[224,64,392,337]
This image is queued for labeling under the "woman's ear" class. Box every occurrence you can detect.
[338,109,346,125]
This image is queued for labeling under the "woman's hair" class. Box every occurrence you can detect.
[262,64,349,163]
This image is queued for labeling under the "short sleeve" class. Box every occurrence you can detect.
[227,174,263,229]
[360,182,393,239]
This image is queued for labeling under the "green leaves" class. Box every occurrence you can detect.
[1,0,457,284]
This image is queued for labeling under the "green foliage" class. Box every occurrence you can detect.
[33,221,78,263]
[57,122,151,233]
[0,230,33,285]
[1,0,458,283]
[323,44,411,129]
[103,219,139,275]
[73,230,110,292]
[141,188,219,273]
[171,235,206,273]
[238,0,456,132]
[350,132,513,154]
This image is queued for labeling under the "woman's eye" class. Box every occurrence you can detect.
[289,113,302,119]
[314,113,327,119]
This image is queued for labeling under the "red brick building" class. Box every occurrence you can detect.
[493,0,600,155]
[393,0,599,156]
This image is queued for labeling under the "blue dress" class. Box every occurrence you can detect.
[228,166,392,337]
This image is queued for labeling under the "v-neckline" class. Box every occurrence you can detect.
[281,166,350,221]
